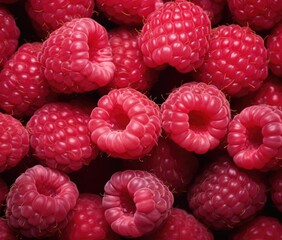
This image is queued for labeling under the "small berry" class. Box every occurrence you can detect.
[269,170,282,213]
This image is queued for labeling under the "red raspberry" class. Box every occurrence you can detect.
[140,208,214,240]
[230,215,282,240]
[95,0,163,26]
[0,5,20,69]
[187,155,267,230]
[0,218,17,240]
[161,82,231,154]
[39,17,115,94]
[193,24,268,97]
[102,169,174,238]
[60,193,120,240]
[26,102,99,173]
[0,42,54,118]
[88,87,162,159]
[269,170,282,213]
[25,0,95,38]
[227,104,282,170]
[5,164,79,238]
[139,0,211,73]
[266,21,282,78]
[0,113,29,173]
[227,0,282,31]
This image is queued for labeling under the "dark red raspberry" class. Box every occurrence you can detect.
[139,0,211,73]
[0,5,20,69]
[88,87,162,159]
[25,0,95,38]
[60,193,120,240]
[140,208,214,240]
[0,42,54,118]
[0,113,29,173]
[161,82,231,154]
[227,0,282,31]
[187,155,267,230]
[5,164,79,238]
[266,21,282,78]
[0,177,8,209]
[39,17,115,94]
[194,24,268,97]
[102,169,174,238]
[26,102,99,173]
[227,104,282,170]
[269,170,282,213]
[0,218,17,240]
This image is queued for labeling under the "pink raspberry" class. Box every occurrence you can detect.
[102,169,174,238]
[227,0,282,31]
[139,0,211,73]
[60,193,120,240]
[161,82,231,154]
[140,208,214,240]
[269,170,282,213]
[227,104,282,170]
[187,155,267,230]
[0,5,20,69]
[193,24,268,97]
[0,113,29,173]
[88,87,162,159]
[0,218,17,240]
[0,42,54,118]
[39,17,115,94]
[25,0,95,38]
[26,102,99,173]
[266,21,282,78]
[5,164,79,238]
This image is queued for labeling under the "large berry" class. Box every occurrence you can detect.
[161,82,231,154]
[193,24,268,97]
[102,169,174,238]
[5,164,79,238]
[26,102,99,173]
[88,87,162,159]
[269,170,282,213]
[139,0,211,73]
[39,17,115,94]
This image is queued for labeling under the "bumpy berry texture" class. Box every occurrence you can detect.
[0,5,20,69]
[5,164,79,238]
[187,155,267,230]
[25,0,95,38]
[227,104,282,170]
[88,87,162,159]
[139,0,211,73]
[0,113,29,173]
[26,102,99,173]
[140,208,214,240]
[161,82,231,154]
[39,17,115,94]
[269,170,282,213]
[60,193,120,240]
[227,0,282,31]
[102,170,174,238]
[0,218,17,240]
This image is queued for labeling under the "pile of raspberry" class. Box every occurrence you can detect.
[0,0,281,239]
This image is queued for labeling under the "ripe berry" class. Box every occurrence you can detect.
[0,218,17,240]
[102,169,174,238]
[269,170,282,213]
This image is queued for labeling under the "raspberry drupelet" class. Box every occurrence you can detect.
[269,169,282,213]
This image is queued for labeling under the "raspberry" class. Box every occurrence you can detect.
[161,82,231,154]
[230,215,282,240]
[60,193,120,240]
[5,164,79,238]
[102,169,174,238]
[39,17,115,94]
[0,218,17,240]
[88,87,162,159]
[139,0,211,73]
[193,24,268,97]
[0,42,54,118]
[0,5,20,69]
[140,208,214,240]
[187,155,267,230]
[26,102,99,173]
[25,0,95,38]
[0,113,29,173]
[227,104,282,170]
[227,0,282,31]
[266,21,282,78]
[269,170,282,213]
